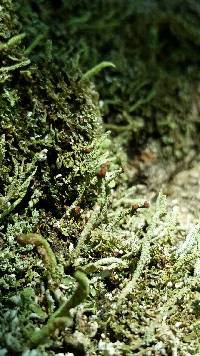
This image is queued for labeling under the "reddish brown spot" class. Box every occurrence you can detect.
[143,201,150,208]
[21,255,28,260]
[132,204,139,211]
[74,206,81,215]
[83,147,93,153]
[140,150,156,163]
[97,162,109,178]
[131,201,150,211]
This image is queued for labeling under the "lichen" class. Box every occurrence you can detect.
[0,1,200,355]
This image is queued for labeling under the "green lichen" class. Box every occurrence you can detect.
[80,61,116,82]
[0,32,26,51]
[0,0,200,355]
[17,233,60,286]
[29,271,89,348]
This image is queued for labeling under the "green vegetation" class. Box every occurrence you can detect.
[0,1,200,355]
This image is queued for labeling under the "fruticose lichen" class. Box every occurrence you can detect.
[0,1,200,355]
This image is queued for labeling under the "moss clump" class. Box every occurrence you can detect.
[0,1,112,352]
[16,0,200,156]
[0,1,200,355]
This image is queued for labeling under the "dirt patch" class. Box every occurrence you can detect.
[132,141,199,231]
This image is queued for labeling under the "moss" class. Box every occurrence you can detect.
[15,0,200,156]
[0,0,200,355]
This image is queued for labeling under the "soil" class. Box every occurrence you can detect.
[131,141,199,232]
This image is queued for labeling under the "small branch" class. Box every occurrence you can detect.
[128,87,156,113]
[29,271,89,347]
[80,61,115,82]
[82,257,128,273]
[116,193,166,308]
[25,34,44,55]
[0,59,30,73]
[53,271,89,318]
[17,233,59,284]
[0,33,26,51]
[71,205,100,262]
